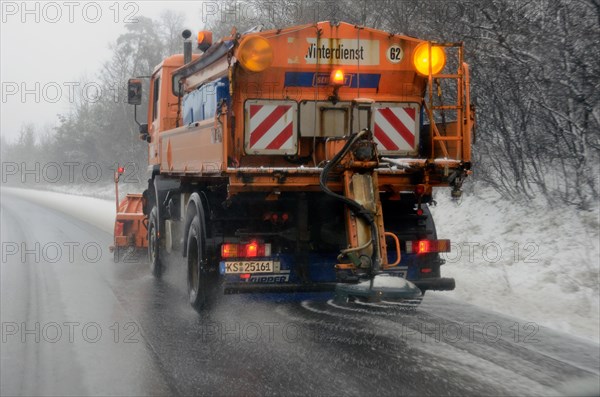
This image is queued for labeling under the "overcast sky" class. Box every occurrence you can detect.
[0,1,208,142]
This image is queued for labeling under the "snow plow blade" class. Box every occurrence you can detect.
[110,193,147,256]
[334,274,423,304]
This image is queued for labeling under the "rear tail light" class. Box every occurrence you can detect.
[263,212,290,224]
[221,243,239,258]
[406,239,450,254]
[246,242,258,257]
[221,241,272,258]
[415,184,426,196]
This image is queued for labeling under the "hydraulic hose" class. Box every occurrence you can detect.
[319,129,381,275]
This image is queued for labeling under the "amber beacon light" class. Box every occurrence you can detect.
[197,30,213,51]
[413,42,446,76]
[330,69,345,86]
[236,35,274,72]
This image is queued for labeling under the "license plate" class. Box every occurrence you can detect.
[225,261,273,273]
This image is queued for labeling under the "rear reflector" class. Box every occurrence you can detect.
[406,239,450,254]
[221,242,272,258]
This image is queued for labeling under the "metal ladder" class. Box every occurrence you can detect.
[424,42,472,163]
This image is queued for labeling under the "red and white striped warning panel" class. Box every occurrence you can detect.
[245,100,298,155]
[372,103,420,154]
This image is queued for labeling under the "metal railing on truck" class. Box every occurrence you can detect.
[423,42,473,163]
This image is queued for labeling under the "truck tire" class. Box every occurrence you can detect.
[187,214,209,310]
[148,206,162,277]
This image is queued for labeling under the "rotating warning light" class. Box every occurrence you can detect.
[237,35,273,72]
[413,42,446,76]
[197,30,213,51]
[331,69,345,86]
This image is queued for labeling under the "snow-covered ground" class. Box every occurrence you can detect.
[2,187,116,234]
[430,185,600,343]
[36,181,143,201]
[4,184,599,343]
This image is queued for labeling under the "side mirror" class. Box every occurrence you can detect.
[127,79,142,105]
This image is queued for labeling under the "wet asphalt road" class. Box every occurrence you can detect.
[1,189,599,396]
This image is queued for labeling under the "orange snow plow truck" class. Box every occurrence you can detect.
[110,21,474,309]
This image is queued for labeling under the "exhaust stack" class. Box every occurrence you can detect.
[182,29,192,64]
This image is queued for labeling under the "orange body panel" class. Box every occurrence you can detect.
[160,119,224,173]
[232,23,427,168]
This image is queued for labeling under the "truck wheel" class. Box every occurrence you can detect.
[187,215,208,310]
[148,206,162,277]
